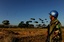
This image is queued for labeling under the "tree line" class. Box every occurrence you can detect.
[0,18,48,28]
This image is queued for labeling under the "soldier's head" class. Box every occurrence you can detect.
[49,10,58,21]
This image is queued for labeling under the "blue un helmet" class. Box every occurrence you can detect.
[49,10,58,18]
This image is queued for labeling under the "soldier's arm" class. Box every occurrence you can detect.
[55,22,62,40]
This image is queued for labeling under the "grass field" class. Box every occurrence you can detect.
[0,28,64,42]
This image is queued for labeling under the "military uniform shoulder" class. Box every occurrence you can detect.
[55,19,61,25]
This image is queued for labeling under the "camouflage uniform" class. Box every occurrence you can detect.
[46,10,62,42]
[47,19,62,42]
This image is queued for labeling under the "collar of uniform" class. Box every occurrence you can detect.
[50,19,58,25]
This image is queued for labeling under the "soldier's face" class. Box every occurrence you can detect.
[49,15,55,21]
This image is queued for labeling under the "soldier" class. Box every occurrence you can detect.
[46,10,62,42]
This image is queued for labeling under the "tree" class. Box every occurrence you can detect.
[42,21,44,23]
[2,20,10,25]
[28,21,32,23]
[26,21,29,28]
[2,20,10,28]
[34,21,38,27]
[42,24,46,27]
[28,24,34,28]
[45,19,47,20]
[39,18,44,22]
[18,21,25,28]
[37,24,42,28]
[34,21,38,23]
[30,18,35,20]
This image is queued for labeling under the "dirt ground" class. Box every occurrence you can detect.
[0,28,64,42]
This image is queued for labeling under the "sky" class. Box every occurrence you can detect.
[0,0,64,26]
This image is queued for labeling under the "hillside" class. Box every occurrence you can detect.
[0,28,63,42]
